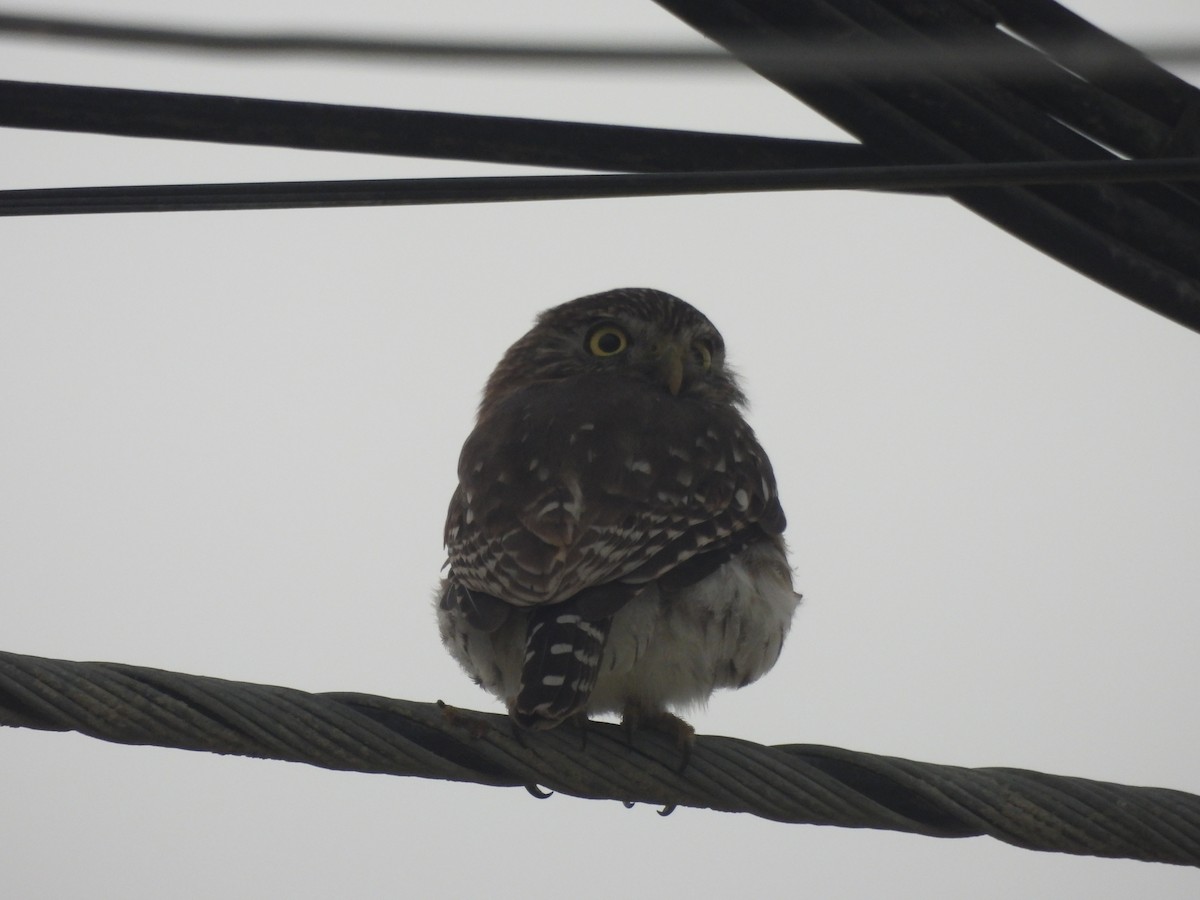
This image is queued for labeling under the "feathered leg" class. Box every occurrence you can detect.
[512,607,611,730]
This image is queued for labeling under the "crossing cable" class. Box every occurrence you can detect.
[5,1,1200,335]
[1,649,1198,867]
[653,0,1200,334]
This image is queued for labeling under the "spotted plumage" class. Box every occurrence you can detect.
[437,288,800,734]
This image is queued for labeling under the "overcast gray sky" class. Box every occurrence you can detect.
[3,1,1199,897]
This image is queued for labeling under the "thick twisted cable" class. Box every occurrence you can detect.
[1,650,1197,867]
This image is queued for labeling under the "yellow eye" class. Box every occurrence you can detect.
[587,325,629,357]
[693,341,713,370]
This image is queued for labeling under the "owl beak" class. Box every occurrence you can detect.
[659,343,686,396]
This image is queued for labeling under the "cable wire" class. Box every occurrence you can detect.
[0,79,880,174]
[652,0,1200,334]
[6,5,1200,337]
[1,649,1197,866]
[2,158,1198,218]
[2,10,1200,73]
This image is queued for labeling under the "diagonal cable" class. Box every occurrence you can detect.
[0,80,875,174]
[1,158,1197,218]
[3,10,1200,73]
[652,0,1200,334]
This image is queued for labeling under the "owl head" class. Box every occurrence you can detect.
[480,288,746,415]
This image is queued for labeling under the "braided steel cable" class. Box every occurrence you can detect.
[2,650,1197,866]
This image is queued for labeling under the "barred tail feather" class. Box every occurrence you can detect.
[512,608,611,730]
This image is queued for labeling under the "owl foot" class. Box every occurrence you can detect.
[620,704,695,773]
[436,700,490,739]
[508,705,592,749]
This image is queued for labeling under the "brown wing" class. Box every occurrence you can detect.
[444,375,784,608]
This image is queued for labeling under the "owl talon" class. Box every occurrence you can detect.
[620,800,676,815]
[525,784,554,799]
[620,705,695,773]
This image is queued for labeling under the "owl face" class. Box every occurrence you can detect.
[480,288,746,414]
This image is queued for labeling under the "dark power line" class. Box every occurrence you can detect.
[1,10,1199,74]
[4,1,1200,339]
[0,79,880,174]
[3,158,1198,217]
[650,0,1200,337]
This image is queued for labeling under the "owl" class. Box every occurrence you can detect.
[437,288,800,742]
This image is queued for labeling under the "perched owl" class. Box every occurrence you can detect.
[437,288,799,740]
